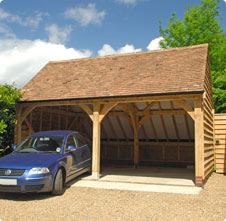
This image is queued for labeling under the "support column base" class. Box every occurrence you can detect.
[91,172,100,180]
[195,176,203,187]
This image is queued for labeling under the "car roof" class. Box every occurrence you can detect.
[31,130,77,137]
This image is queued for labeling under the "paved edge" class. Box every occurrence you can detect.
[72,180,202,195]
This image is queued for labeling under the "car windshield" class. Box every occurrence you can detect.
[16,136,64,153]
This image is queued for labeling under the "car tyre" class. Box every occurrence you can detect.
[52,169,65,195]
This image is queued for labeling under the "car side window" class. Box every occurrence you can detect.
[66,135,76,151]
[75,134,86,148]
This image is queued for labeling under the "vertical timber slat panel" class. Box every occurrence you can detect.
[203,65,214,179]
[214,113,226,173]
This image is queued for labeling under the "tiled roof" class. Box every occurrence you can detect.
[21,44,208,102]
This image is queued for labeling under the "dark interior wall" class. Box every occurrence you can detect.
[21,101,195,167]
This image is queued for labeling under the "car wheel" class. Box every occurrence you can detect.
[52,169,65,195]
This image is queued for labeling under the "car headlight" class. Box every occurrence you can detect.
[28,167,49,175]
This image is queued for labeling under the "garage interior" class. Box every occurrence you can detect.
[15,44,214,187]
[18,99,195,186]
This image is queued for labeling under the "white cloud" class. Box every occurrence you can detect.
[23,12,47,29]
[45,24,72,44]
[224,0,226,3]
[118,44,142,53]
[147,37,163,51]
[116,0,143,6]
[64,3,106,26]
[0,8,46,29]
[98,43,142,56]
[0,23,15,38]
[98,44,116,56]
[0,8,22,24]
[0,39,92,87]
[0,0,4,4]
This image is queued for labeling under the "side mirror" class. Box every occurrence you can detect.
[67,145,76,151]
[11,144,17,151]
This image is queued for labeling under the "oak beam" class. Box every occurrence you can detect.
[15,106,22,144]
[127,104,139,167]
[92,103,101,179]
[194,99,204,186]
[174,100,194,120]
[25,118,34,135]
[99,102,118,122]
[19,93,202,108]
[21,105,37,123]
[79,104,94,121]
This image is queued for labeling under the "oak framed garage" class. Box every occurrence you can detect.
[15,44,214,186]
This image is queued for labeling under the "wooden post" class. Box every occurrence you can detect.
[92,103,101,179]
[133,119,139,167]
[39,109,43,131]
[15,106,22,144]
[194,100,204,186]
[79,102,117,179]
[29,113,33,135]
[125,104,139,167]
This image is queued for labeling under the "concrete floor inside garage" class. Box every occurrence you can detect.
[83,166,195,186]
[73,166,199,195]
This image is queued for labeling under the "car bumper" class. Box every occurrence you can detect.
[0,174,53,193]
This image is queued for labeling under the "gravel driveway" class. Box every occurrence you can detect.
[0,173,226,221]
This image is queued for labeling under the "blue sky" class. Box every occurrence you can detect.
[0,0,226,87]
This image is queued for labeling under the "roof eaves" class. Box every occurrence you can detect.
[18,90,204,104]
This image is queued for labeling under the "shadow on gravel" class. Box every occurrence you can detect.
[0,192,55,201]
[0,173,89,201]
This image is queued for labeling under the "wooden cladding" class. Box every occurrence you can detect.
[214,114,226,173]
[203,68,215,179]
[101,141,194,166]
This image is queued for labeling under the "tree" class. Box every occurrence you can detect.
[160,0,226,112]
[0,84,21,151]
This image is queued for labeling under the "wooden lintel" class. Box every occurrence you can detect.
[19,93,202,108]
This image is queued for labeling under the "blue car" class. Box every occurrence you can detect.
[0,131,91,195]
